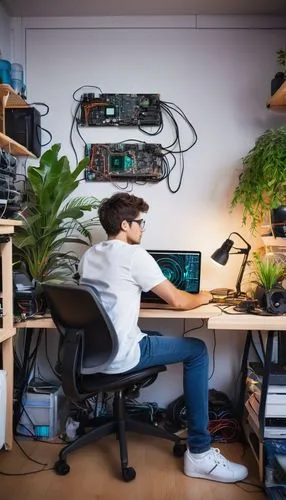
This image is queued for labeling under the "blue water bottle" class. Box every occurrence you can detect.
[0,59,12,85]
[11,63,25,95]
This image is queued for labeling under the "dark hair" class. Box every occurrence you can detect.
[98,193,149,236]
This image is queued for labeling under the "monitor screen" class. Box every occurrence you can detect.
[141,250,201,303]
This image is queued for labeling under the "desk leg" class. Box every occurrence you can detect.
[2,337,13,450]
[237,330,252,421]
[259,331,274,438]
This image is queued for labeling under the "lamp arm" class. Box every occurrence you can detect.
[235,249,250,296]
[228,233,251,297]
[229,232,251,251]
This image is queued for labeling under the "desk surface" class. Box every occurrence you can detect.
[15,304,221,329]
[15,304,286,331]
[208,311,286,331]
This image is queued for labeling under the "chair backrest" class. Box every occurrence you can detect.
[43,283,119,379]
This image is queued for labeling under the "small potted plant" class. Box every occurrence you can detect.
[231,126,286,235]
[252,253,286,311]
[271,49,286,95]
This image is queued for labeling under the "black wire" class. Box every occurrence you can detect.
[27,102,49,117]
[215,304,246,315]
[160,100,198,153]
[37,124,53,147]
[70,101,81,164]
[0,467,54,476]
[44,329,61,380]
[72,85,103,102]
[14,437,48,466]
[183,319,205,335]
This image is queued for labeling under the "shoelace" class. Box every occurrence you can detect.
[209,448,230,468]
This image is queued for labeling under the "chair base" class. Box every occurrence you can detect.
[56,391,185,481]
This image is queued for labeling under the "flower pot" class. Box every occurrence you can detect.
[271,205,286,238]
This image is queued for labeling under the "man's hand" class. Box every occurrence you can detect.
[151,281,213,310]
[199,291,213,304]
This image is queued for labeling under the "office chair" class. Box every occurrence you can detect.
[43,283,185,482]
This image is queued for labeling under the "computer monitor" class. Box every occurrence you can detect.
[141,250,201,304]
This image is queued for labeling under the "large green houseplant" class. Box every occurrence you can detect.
[13,143,100,283]
[231,126,286,234]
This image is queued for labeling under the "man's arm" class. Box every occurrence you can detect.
[151,280,212,310]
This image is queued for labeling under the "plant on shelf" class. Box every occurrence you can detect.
[277,48,286,76]
[13,143,100,283]
[231,126,286,234]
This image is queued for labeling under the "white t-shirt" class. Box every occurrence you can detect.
[78,240,166,373]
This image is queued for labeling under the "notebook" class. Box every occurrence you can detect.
[141,250,201,306]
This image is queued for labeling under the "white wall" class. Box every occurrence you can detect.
[0,2,11,59]
[11,15,286,405]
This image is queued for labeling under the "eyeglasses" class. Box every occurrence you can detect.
[127,219,146,230]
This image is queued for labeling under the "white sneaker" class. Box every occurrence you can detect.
[184,447,248,483]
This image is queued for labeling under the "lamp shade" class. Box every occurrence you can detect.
[211,238,234,266]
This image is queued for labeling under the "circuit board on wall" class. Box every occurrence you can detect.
[85,143,164,182]
[79,93,161,127]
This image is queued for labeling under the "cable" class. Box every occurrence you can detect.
[14,437,48,466]
[44,329,61,380]
[183,318,205,335]
[27,102,49,117]
[0,467,53,476]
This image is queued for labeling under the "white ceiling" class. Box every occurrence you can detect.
[3,0,286,17]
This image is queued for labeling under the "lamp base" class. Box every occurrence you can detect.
[210,288,234,297]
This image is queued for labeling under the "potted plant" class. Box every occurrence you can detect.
[231,126,286,235]
[252,253,286,312]
[271,49,286,96]
[13,143,100,283]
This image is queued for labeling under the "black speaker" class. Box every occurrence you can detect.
[255,285,286,314]
[5,107,41,157]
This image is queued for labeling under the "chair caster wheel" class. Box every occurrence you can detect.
[122,466,136,482]
[54,460,70,476]
[173,443,186,457]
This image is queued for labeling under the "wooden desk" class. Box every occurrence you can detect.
[208,312,286,331]
[16,303,222,329]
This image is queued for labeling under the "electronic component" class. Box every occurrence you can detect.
[5,107,41,157]
[85,143,164,182]
[79,93,161,127]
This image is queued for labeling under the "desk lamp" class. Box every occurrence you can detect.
[211,232,251,297]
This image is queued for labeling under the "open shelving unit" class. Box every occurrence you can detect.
[0,84,35,157]
[0,219,22,450]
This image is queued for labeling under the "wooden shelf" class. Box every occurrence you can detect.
[0,84,29,109]
[0,84,34,157]
[267,82,286,108]
[261,236,286,247]
[0,132,35,157]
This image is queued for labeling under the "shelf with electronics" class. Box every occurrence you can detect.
[0,219,22,451]
[0,84,35,157]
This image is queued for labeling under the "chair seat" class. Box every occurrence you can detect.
[79,364,167,393]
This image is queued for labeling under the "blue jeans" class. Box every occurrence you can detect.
[127,332,211,453]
